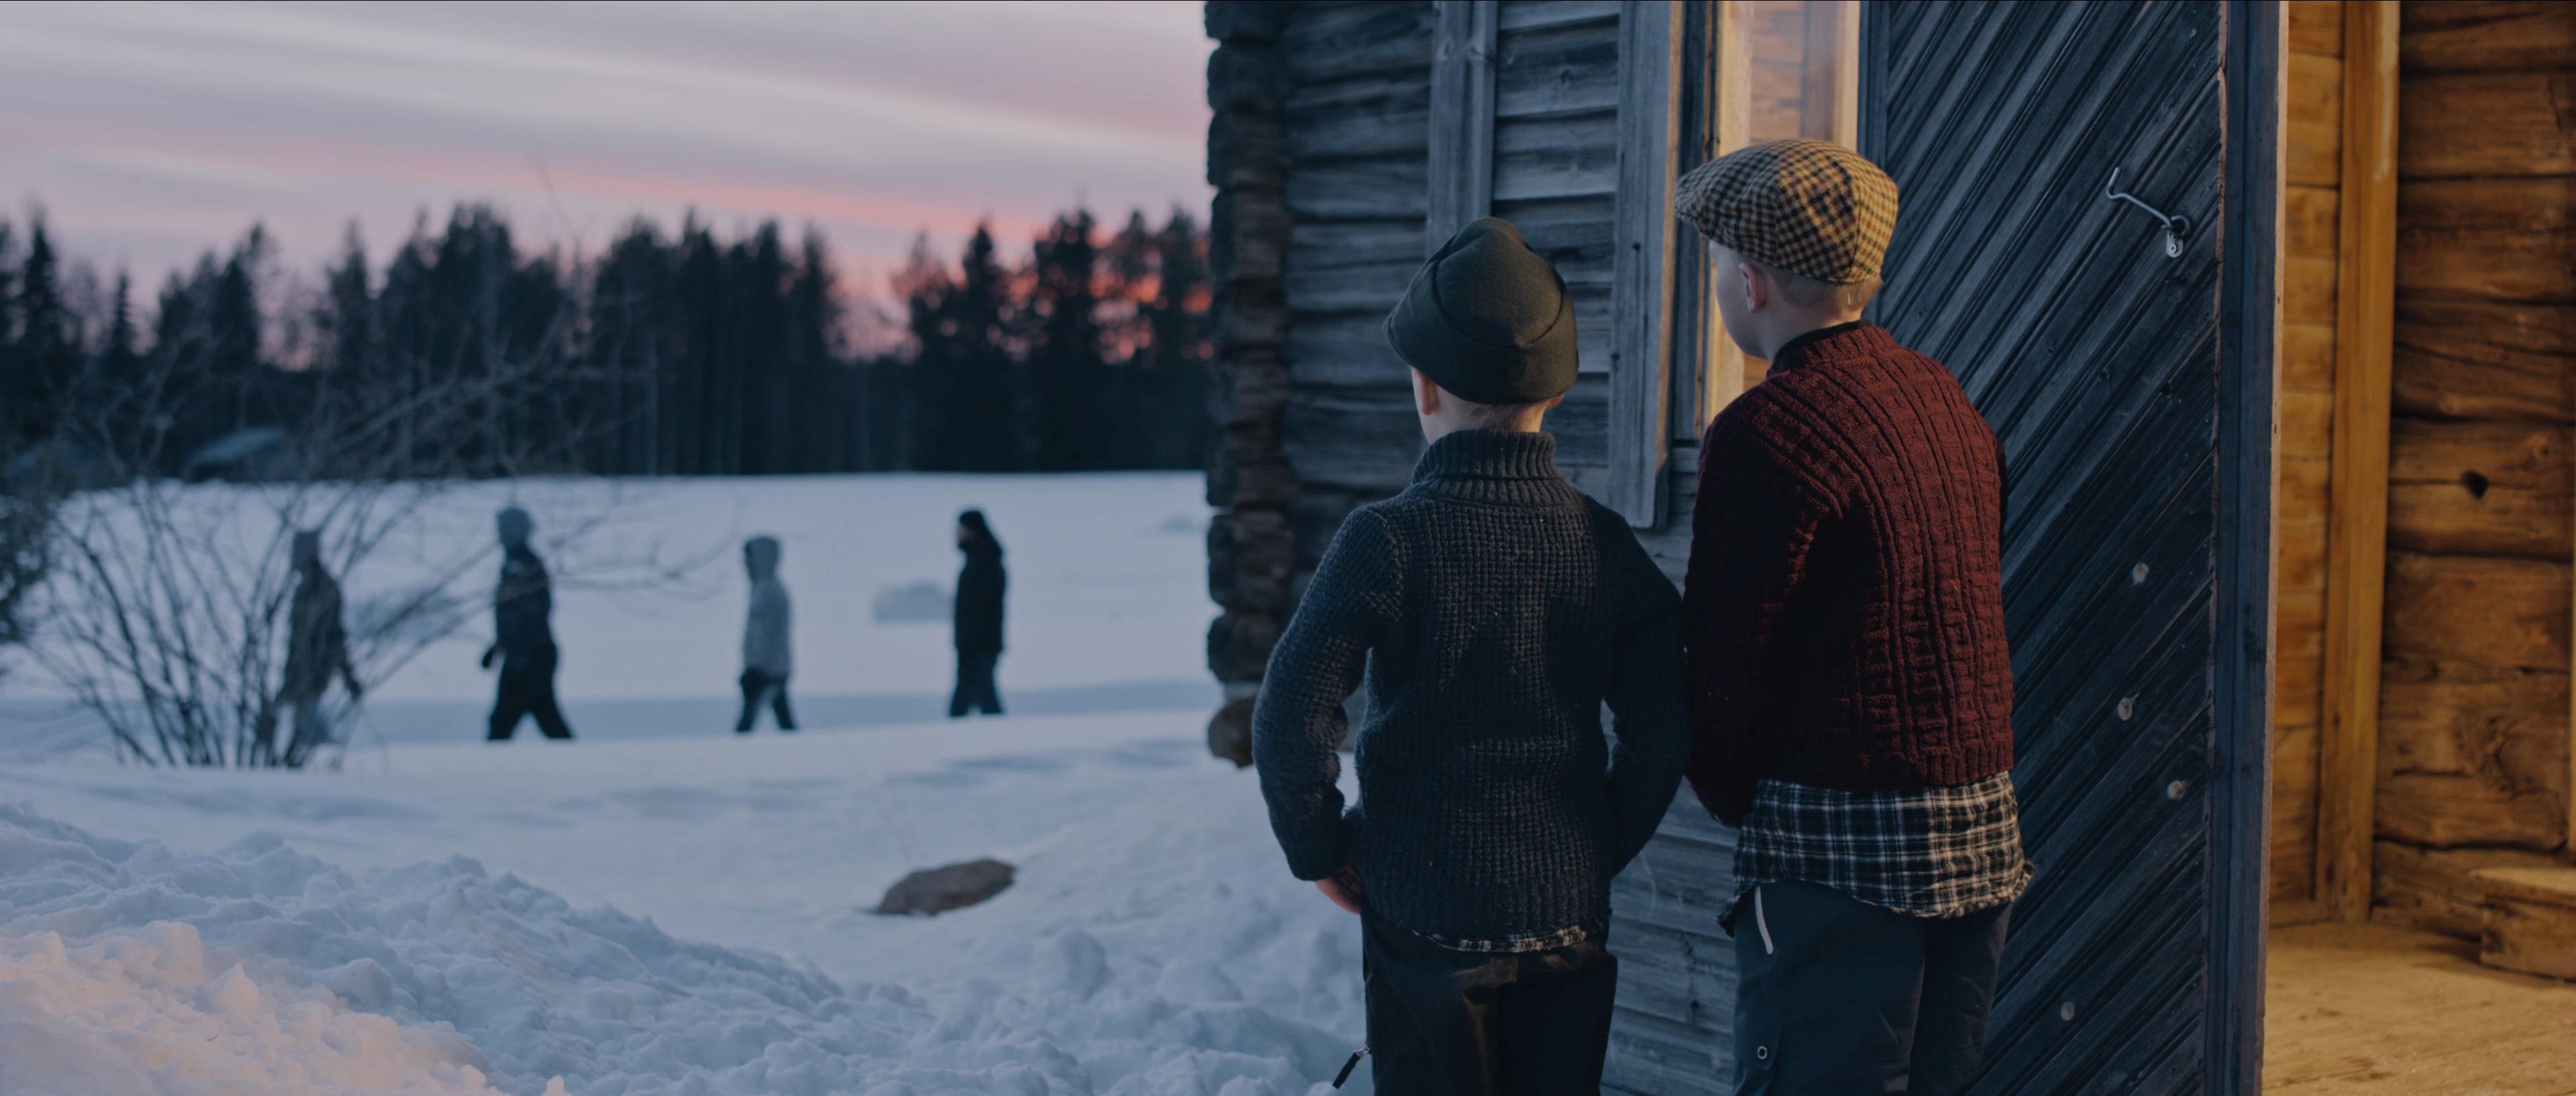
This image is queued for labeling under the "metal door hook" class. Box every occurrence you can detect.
[2104,169,2190,258]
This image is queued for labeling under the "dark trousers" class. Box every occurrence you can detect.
[950,649,1002,717]
[489,651,574,741]
[1361,912,1619,1096]
[1733,881,2010,1096]
[737,670,797,732]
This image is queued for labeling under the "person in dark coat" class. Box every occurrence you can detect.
[482,506,574,741]
[1254,218,1688,1096]
[267,529,362,767]
[737,535,796,733]
[949,509,1005,718]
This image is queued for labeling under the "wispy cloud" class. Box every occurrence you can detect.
[0,0,1212,295]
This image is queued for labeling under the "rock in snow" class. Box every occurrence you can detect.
[875,858,1017,916]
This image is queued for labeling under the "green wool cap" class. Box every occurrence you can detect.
[1383,217,1578,405]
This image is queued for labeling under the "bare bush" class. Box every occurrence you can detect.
[25,333,712,768]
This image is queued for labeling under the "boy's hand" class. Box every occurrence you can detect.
[1316,863,1364,916]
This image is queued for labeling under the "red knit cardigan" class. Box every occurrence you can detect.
[1682,323,2017,825]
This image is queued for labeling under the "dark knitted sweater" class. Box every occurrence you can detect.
[1682,323,2015,826]
[1253,429,1689,942]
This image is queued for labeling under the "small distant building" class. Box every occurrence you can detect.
[1200,2,2575,1093]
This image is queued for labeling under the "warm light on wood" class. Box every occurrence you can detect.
[2317,0,2398,924]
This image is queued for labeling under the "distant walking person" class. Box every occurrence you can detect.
[482,506,574,741]
[737,535,797,733]
[266,529,362,767]
[949,509,1006,718]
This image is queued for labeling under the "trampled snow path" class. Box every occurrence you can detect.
[0,716,1371,1095]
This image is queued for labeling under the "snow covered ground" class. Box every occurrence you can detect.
[0,474,1375,1095]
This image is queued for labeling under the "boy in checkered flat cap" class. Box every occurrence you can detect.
[1674,140,2029,1095]
[1254,217,1690,1095]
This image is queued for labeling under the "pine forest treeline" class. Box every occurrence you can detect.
[0,203,1212,483]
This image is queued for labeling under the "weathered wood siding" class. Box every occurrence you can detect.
[1277,0,1438,579]
[1862,1,2255,1091]
[2369,0,2576,934]
[2269,0,2346,916]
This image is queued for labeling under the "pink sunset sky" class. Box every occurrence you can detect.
[0,1,1213,303]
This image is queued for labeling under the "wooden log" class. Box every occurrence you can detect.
[2280,516,2329,593]
[2289,48,2343,127]
[2279,590,2328,663]
[2321,0,2402,924]
[2287,0,2343,56]
[2371,839,2565,938]
[2282,390,2335,480]
[1287,219,1426,274]
[1496,13,1622,119]
[2396,0,2576,74]
[2396,175,2576,234]
[1283,313,1409,388]
[1499,0,1619,34]
[1281,1,1437,85]
[2390,300,2576,422]
[2398,72,2576,179]
[1282,258,1419,315]
[2287,254,2339,326]
[2282,453,2332,535]
[1489,193,1617,279]
[1493,113,1621,202]
[2279,647,2325,728]
[2286,184,2339,258]
[2473,867,2576,980]
[2385,419,2573,558]
[1281,386,1421,494]
[2283,321,2336,392]
[2377,658,2569,850]
[2380,551,2571,670]
[2288,119,2341,188]
[1287,155,1430,221]
[2396,177,2576,304]
[1286,92,1432,163]
[2273,714,2322,905]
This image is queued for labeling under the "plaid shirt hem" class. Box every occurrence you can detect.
[1731,771,2031,922]
[1411,922,1598,954]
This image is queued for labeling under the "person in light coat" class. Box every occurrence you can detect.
[737,535,796,733]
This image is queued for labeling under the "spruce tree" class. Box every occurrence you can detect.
[1027,211,1104,471]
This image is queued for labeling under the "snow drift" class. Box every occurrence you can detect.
[0,800,1357,1095]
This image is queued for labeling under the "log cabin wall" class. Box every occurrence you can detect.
[2267,0,2347,922]
[1203,1,1301,763]
[2366,0,2576,936]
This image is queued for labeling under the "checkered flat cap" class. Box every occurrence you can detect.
[1675,139,1899,284]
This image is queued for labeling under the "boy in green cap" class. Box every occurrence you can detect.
[1253,217,1690,1095]
[1676,140,2027,1095]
